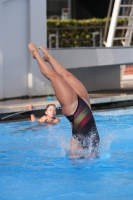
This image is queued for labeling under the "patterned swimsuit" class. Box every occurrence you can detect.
[66,96,100,150]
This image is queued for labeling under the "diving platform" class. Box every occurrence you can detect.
[50,46,133,68]
[50,47,133,91]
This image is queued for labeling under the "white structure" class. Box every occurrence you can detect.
[0,0,54,100]
[106,0,133,47]
[106,0,133,80]
[50,47,133,91]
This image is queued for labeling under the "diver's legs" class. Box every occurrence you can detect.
[28,43,78,116]
[69,137,83,158]
[39,46,90,107]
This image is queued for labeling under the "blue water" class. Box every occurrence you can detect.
[0,110,133,200]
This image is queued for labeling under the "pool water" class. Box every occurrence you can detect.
[0,109,133,200]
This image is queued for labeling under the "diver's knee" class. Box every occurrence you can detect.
[62,71,73,79]
[47,70,60,80]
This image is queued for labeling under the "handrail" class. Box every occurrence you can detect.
[121,0,132,38]
[103,0,114,45]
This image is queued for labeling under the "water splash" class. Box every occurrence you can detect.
[99,132,117,159]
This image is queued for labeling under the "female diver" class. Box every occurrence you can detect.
[26,104,60,124]
[28,43,100,159]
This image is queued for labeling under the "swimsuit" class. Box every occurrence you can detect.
[66,97,100,150]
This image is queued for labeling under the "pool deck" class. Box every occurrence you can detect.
[0,74,133,117]
[0,74,133,122]
[0,89,133,113]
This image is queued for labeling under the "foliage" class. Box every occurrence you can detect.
[47,18,127,48]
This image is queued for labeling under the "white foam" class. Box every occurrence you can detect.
[99,133,117,157]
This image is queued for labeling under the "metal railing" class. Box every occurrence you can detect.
[47,26,104,48]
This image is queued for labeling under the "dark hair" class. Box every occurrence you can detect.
[45,104,56,115]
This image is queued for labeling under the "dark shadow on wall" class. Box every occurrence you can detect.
[67,65,120,92]
[71,0,115,19]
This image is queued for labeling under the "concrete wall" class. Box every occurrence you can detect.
[50,47,133,68]
[2,0,28,98]
[0,0,133,99]
[0,0,54,100]
[50,47,133,91]
[68,65,120,91]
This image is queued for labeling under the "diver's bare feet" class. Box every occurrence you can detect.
[28,43,38,59]
[39,46,51,62]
